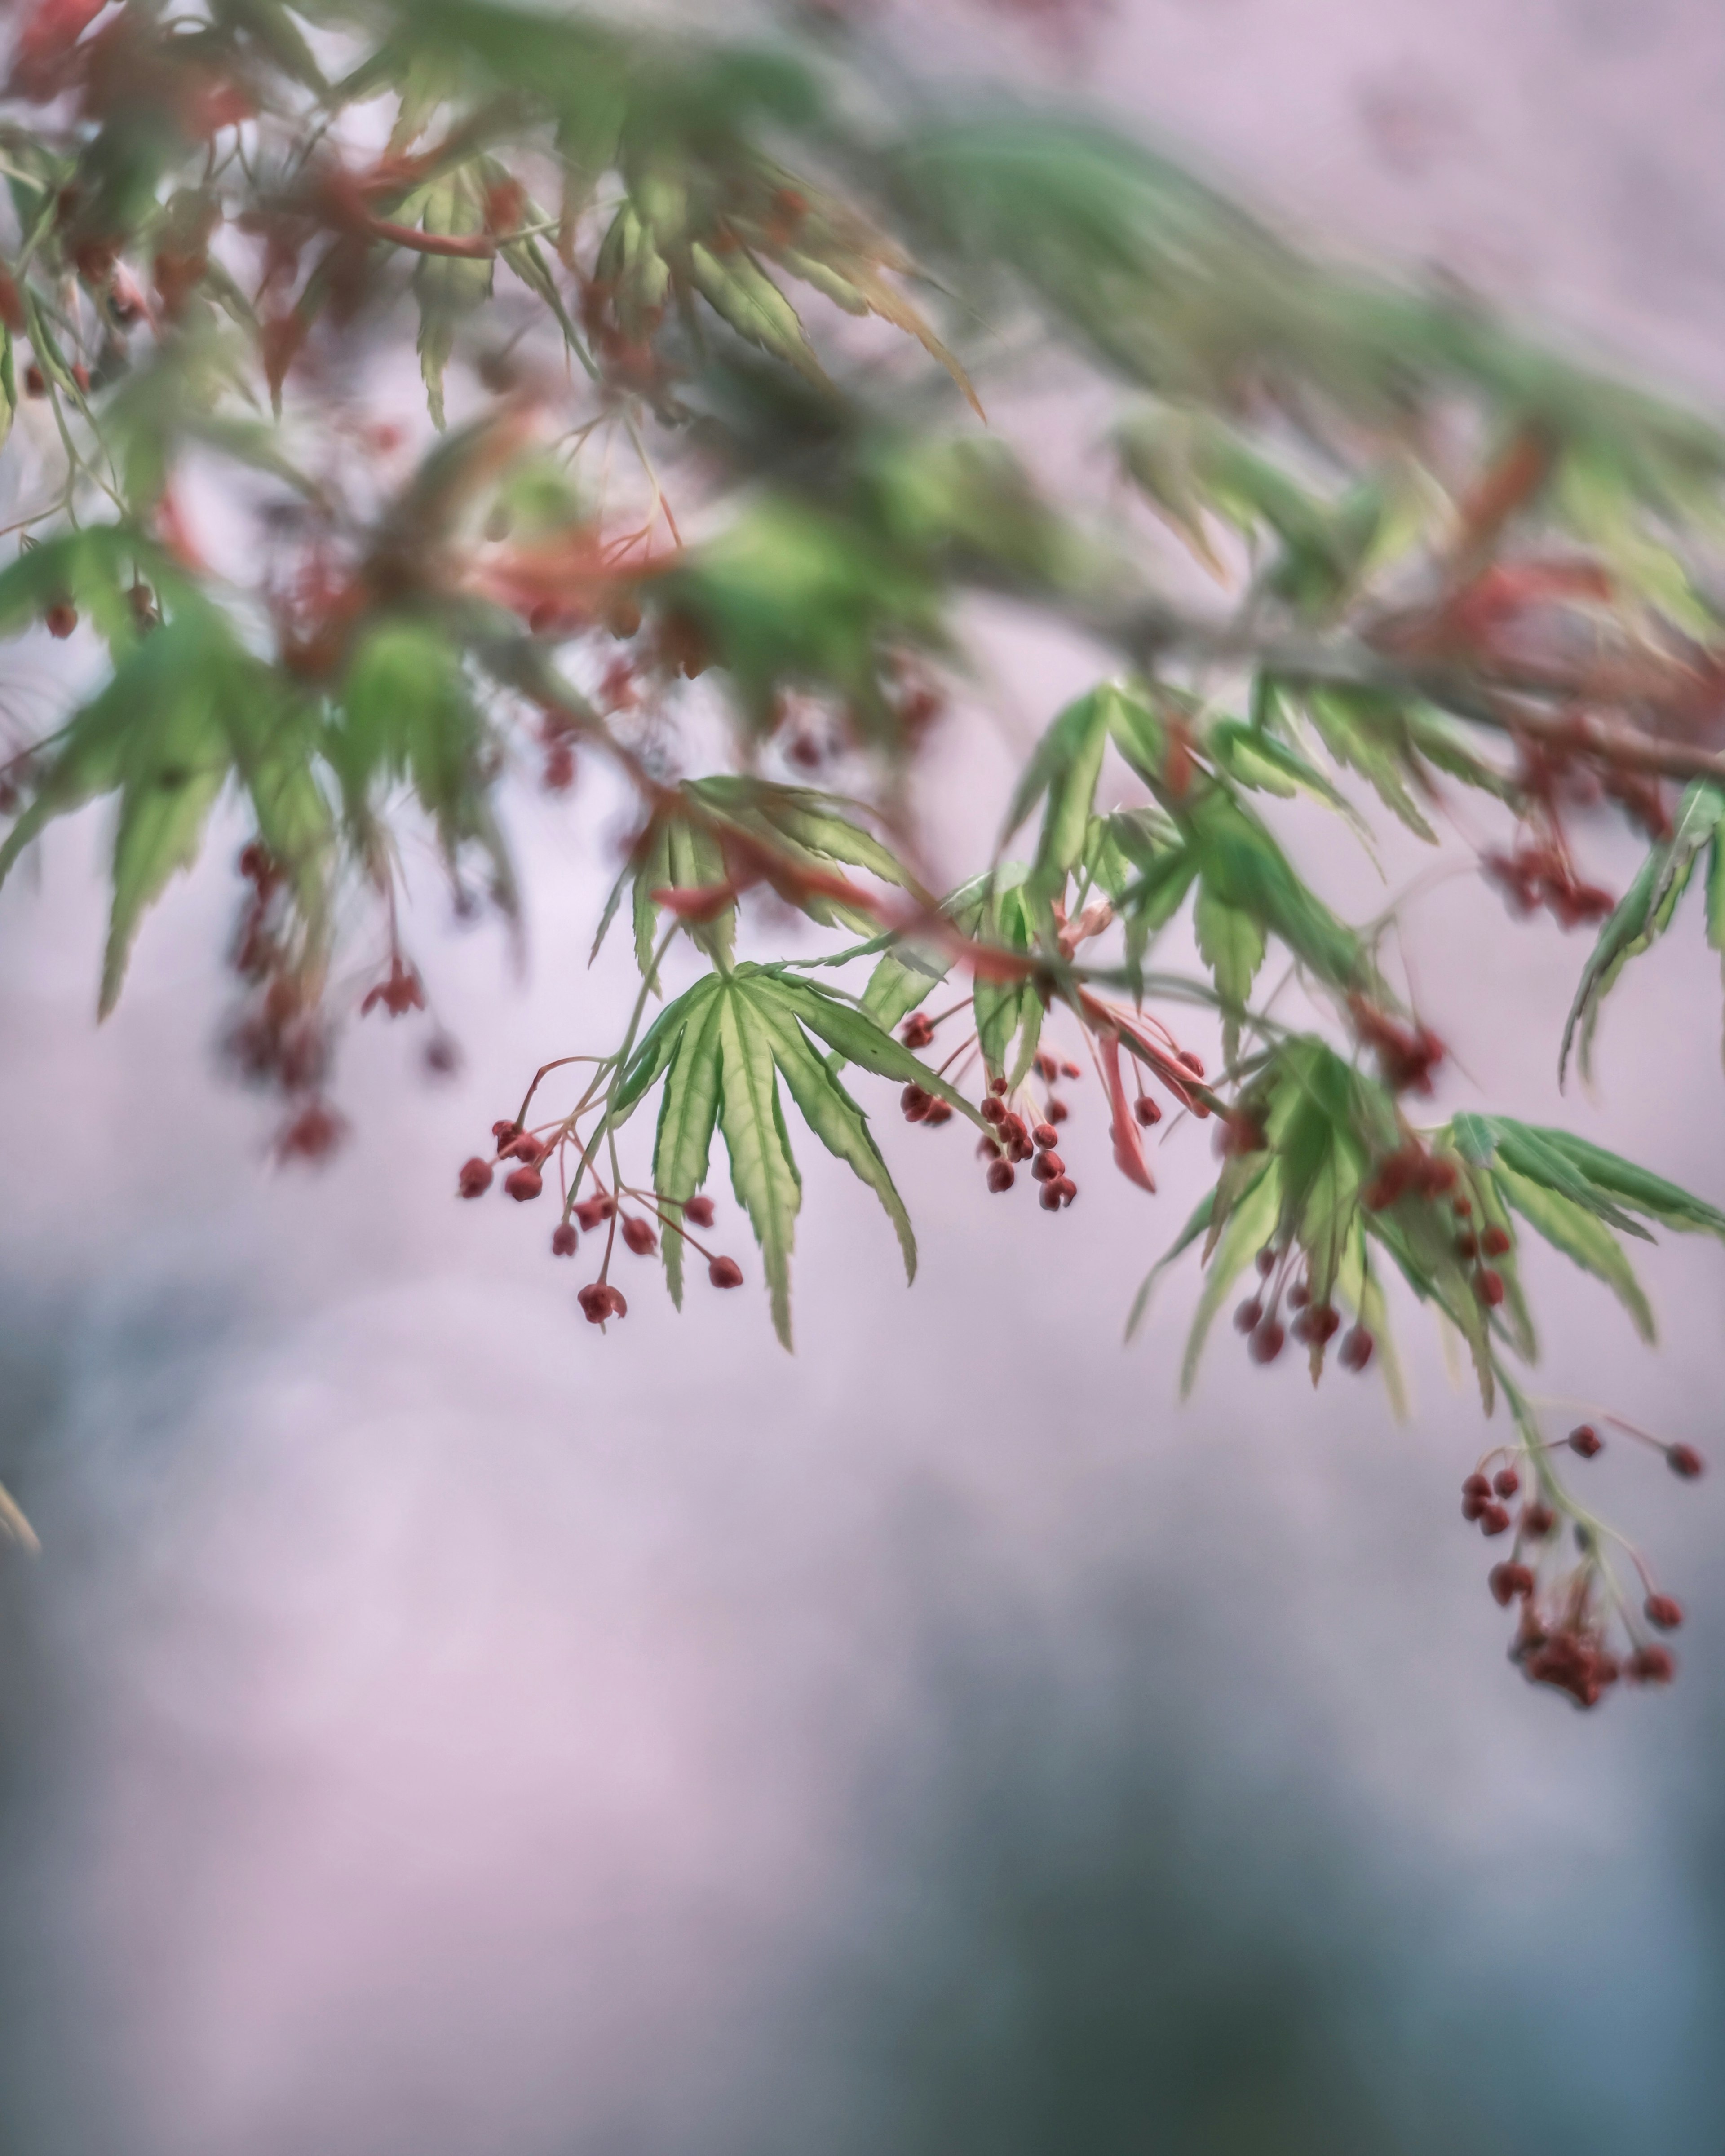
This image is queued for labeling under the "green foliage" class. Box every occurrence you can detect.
[0,0,1724,1678]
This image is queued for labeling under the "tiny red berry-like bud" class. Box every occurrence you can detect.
[1061,1059,1082,1079]
[505,1166,543,1202]
[1039,1179,1062,1211]
[900,1012,936,1051]
[1452,1195,1473,1218]
[1479,1503,1512,1537]
[1031,1152,1057,1182]
[1287,1280,1309,1311]
[1493,1467,1520,1498]
[1249,1319,1286,1364]
[1628,1644,1675,1684]
[708,1255,744,1289]
[1046,1097,1069,1123]
[925,1100,954,1126]
[1480,1226,1512,1257]
[1569,1424,1602,1458]
[578,1282,611,1324]
[1454,1231,1478,1260]
[1645,1594,1684,1631]
[573,1195,615,1231]
[991,1076,1008,1096]
[1056,1177,1077,1205]
[1339,1325,1374,1371]
[492,1119,522,1144]
[901,1083,931,1123]
[1521,1503,1556,1538]
[44,601,77,639]
[682,1195,716,1228]
[986,1159,1015,1194]
[24,364,45,397]
[1235,1297,1264,1334]
[1668,1443,1704,1479]
[606,1286,628,1318]
[1256,1248,1277,1278]
[1033,1122,1059,1150]
[1476,1268,1505,1307]
[1176,1049,1205,1077]
[1463,1473,1492,1501]
[980,1096,1005,1124]
[458,1157,494,1199]
[1489,1563,1521,1606]
[551,1223,578,1257]
[1308,1305,1340,1343]
[1134,1096,1162,1127]
[620,1215,658,1256]
[1462,1494,1486,1523]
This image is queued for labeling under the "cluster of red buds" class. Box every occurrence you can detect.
[1347,996,1446,1095]
[456,1118,743,1328]
[1234,1243,1374,1373]
[1360,1140,1514,1309]
[976,1076,1078,1210]
[1482,842,1615,930]
[1461,1419,1704,1706]
[221,843,347,1161]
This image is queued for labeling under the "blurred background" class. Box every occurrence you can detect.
[4,2,1725,2150]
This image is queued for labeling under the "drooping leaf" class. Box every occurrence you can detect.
[715,979,802,1348]
[1561,780,1725,1083]
[1494,1164,1655,1343]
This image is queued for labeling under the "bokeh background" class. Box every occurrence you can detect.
[4,2,1725,2150]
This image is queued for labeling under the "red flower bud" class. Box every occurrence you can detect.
[1338,1325,1373,1371]
[1489,1562,1535,1605]
[1479,1503,1512,1537]
[1627,1644,1675,1684]
[708,1255,743,1289]
[1476,1268,1505,1307]
[1134,1096,1162,1127]
[1645,1593,1684,1631]
[620,1215,658,1256]
[505,1166,543,1202]
[1568,1424,1602,1458]
[1493,1467,1520,1498]
[1248,1319,1285,1364]
[1039,1180,1062,1211]
[1033,1122,1059,1150]
[1520,1503,1556,1537]
[980,1096,1005,1125]
[1055,1177,1076,1205]
[1046,1097,1069,1123]
[1480,1225,1512,1257]
[1462,1473,1492,1501]
[458,1157,494,1199]
[1234,1297,1264,1334]
[682,1195,715,1228]
[1668,1443,1704,1480]
[574,1195,614,1231]
[986,1159,1015,1193]
[551,1222,578,1256]
[44,601,77,640]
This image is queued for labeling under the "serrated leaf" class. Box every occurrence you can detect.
[1002,685,1112,859]
[415,171,493,429]
[614,973,724,1122]
[1561,779,1724,1083]
[1495,1164,1655,1343]
[716,982,802,1349]
[1525,1126,1725,1241]
[743,980,917,1285]
[652,988,725,1307]
[1302,690,1437,841]
[688,243,830,388]
[757,968,980,1119]
[1125,1180,1225,1342]
[1193,882,1265,1062]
